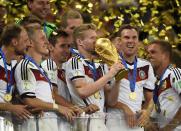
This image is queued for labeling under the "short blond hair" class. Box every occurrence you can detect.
[73,23,96,43]
[61,10,83,28]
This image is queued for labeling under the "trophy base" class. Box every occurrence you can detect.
[115,69,128,81]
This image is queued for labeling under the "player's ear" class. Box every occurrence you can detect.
[48,44,54,52]
[76,38,83,47]
[11,38,18,46]
[28,39,34,48]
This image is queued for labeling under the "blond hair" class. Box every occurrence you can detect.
[61,10,82,28]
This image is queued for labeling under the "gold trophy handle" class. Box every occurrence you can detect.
[95,38,128,81]
[115,69,128,81]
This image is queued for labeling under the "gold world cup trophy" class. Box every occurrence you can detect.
[95,38,128,81]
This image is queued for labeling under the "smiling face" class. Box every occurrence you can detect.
[32,29,49,56]
[119,28,139,57]
[147,44,164,69]
[15,28,30,55]
[28,0,51,20]
[52,37,71,63]
[64,18,83,36]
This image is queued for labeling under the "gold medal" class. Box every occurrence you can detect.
[129,92,137,101]
[4,94,12,102]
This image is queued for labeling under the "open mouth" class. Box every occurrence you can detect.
[127,44,134,49]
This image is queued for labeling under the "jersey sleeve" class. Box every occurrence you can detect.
[143,63,156,90]
[41,59,58,86]
[65,57,85,81]
[14,60,36,99]
[171,68,181,94]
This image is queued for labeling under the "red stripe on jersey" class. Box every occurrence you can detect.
[30,68,48,82]
[58,69,66,83]
[124,65,149,82]
[0,65,15,84]
[158,74,172,96]
[84,65,103,80]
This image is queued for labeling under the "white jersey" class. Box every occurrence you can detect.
[65,56,106,112]
[15,58,54,103]
[41,58,58,87]
[57,68,71,101]
[41,59,71,101]
[0,55,17,103]
[152,66,181,128]
[117,58,156,112]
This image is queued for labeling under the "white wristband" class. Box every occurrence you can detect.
[53,102,59,110]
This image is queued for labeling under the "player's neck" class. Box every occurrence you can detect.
[79,48,93,61]
[156,61,170,78]
[122,53,136,63]
[27,49,43,65]
[51,53,62,69]
[1,46,16,64]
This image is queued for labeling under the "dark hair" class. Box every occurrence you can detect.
[48,30,69,47]
[150,40,172,60]
[19,15,42,26]
[0,24,23,47]
[117,24,139,37]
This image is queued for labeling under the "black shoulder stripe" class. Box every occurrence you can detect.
[71,57,79,70]
[50,59,53,70]
[47,59,49,70]
[48,58,51,70]
[176,68,181,79]
[73,57,76,69]
[174,68,181,80]
[101,64,106,74]
[21,59,29,80]
[51,59,53,70]
[20,60,24,80]
[71,58,74,69]
[25,60,29,80]
[76,57,79,69]
[173,69,179,80]
[48,59,51,70]
[83,99,89,106]
[47,58,54,70]
[72,57,76,70]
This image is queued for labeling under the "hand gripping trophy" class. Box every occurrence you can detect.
[95,38,128,81]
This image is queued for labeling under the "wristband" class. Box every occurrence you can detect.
[53,102,59,110]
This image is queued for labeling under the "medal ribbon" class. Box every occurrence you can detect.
[70,48,97,81]
[25,55,52,89]
[0,48,13,94]
[120,53,137,92]
[153,65,171,104]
